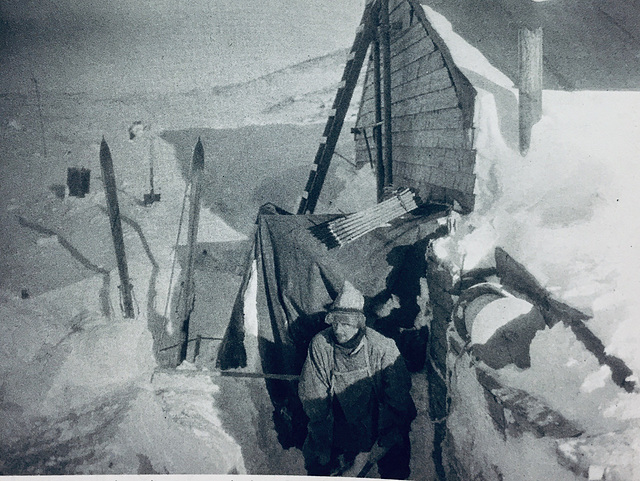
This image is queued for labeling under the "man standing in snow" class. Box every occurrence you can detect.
[298,281,416,478]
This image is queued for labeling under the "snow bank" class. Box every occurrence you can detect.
[0,121,249,474]
[0,255,244,474]
[419,4,640,478]
[447,351,578,481]
[423,1,640,397]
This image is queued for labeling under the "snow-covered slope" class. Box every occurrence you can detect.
[0,0,367,96]
[0,1,367,474]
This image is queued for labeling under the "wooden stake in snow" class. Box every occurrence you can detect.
[31,76,48,161]
[178,138,205,364]
[144,136,161,205]
[518,26,543,155]
[99,138,135,318]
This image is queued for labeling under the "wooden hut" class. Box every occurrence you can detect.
[354,0,476,212]
[297,0,478,216]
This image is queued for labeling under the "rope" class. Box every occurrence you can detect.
[333,150,357,168]
[103,274,116,318]
[163,176,192,319]
[159,156,195,351]
[353,126,376,169]
[362,128,374,169]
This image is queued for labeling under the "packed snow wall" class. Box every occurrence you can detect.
[423,246,639,481]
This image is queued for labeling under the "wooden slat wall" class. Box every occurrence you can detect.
[355,0,477,212]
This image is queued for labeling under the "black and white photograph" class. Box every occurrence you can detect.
[1,0,639,479]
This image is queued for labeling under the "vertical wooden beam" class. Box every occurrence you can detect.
[373,34,385,202]
[518,26,543,155]
[179,138,205,364]
[380,0,393,188]
[99,138,135,318]
[297,0,380,215]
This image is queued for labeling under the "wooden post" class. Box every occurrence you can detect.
[144,137,161,205]
[99,138,135,318]
[518,26,543,155]
[178,138,205,364]
[373,34,385,202]
[31,77,47,161]
[380,0,393,188]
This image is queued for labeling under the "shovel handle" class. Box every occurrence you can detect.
[356,460,376,478]
[356,444,392,477]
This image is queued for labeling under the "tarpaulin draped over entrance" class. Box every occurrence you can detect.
[217,204,448,376]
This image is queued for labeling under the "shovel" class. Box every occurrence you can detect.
[355,443,392,478]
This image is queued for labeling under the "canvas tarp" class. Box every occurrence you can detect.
[217,203,448,376]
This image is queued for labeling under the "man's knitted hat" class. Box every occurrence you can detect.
[326,280,366,327]
[330,280,365,312]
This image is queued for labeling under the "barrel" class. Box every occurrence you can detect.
[67,167,91,197]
